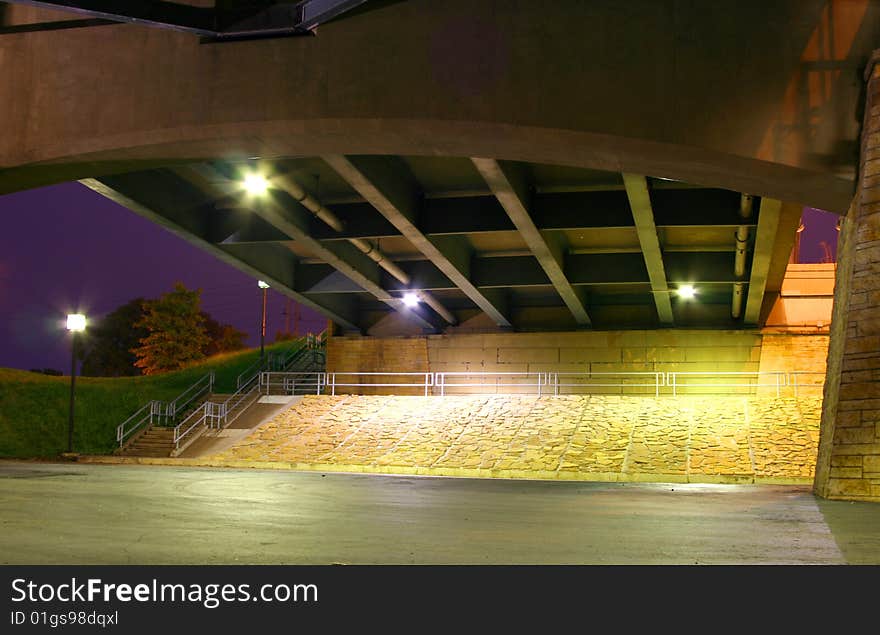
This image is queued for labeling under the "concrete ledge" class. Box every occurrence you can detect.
[76,454,813,486]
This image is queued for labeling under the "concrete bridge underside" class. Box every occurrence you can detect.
[2,0,880,500]
[1,0,876,209]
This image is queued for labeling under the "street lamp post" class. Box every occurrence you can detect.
[65,313,86,454]
[258,280,270,359]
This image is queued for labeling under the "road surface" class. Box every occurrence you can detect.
[0,461,877,564]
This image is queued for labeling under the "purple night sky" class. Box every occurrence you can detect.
[0,181,325,372]
[0,183,840,372]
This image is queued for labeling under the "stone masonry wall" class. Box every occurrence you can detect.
[426,330,762,375]
[325,336,429,395]
[758,334,830,375]
[328,329,831,396]
[814,53,880,502]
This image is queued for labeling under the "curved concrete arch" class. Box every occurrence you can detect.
[2,0,878,212]
[2,118,857,212]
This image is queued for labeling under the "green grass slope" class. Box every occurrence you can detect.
[0,341,301,458]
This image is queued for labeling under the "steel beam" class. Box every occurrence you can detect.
[323,155,513,326]
[5,1,216,35]
[743,197,783,324]
[298,250,743,293]
[193,166,445,332]
[4,0,367,39]
[293,188,753,242]
[472,158,591,325]
[79,175,362,332]
[0,17,115,34]
[623,174,674,325]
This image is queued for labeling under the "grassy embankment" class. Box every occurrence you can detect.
[0,341,298,458]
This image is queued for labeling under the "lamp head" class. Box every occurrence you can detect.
[243,173,270,196]
[66,314,86,332]
[676,285,697,299]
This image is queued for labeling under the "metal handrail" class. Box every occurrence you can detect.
[172,401,224,451]
[166,371,214,419]
[173,403,205,448]
[261,371,326,396]
[278,344,315,372]
[666,371,787,397]
[787,371,826,396]
[326,372,434,396]
[435,372,546,396]
[276,345,305,371]
[236,355,272,389]
[311,369,821,398]
[234,335,321,387]
[116,400,164,448]
[549,372,665,397]
[219,370,263,427]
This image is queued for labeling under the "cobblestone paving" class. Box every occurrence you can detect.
[209,395,822,482]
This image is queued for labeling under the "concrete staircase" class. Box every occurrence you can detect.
[119,427,175,458]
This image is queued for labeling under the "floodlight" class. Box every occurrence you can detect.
[66,314,86,332]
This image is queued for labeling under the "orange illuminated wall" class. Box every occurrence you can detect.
[765,263,835,330]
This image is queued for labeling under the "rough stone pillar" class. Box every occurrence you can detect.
[814,52,880,501]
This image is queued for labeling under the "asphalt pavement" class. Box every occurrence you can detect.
[0,461,877,564]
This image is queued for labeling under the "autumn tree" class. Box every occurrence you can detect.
[201,311,247,356]
[132,283,210,375]
[80,298,148,377]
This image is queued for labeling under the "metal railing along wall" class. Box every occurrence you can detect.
[665,371,787,397]
[291,370,826,398]
[548,372,665,397]
[260,372,325,396]
[435,372,547,396]
[787,371,826,396]
[325,372,434,396]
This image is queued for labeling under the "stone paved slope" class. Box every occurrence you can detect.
[207,395,821,483]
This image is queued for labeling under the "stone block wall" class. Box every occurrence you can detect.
[426,330,762,376]
[814,54,880,502]
[758,334,830,374]
[327,329,777,395]
[327,330,832,396]
[325,336,429,395]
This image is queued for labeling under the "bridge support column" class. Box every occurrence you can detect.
[815,52,880,501]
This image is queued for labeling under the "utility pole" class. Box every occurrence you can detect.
[258,280,269,358]
[283,297,292,336]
